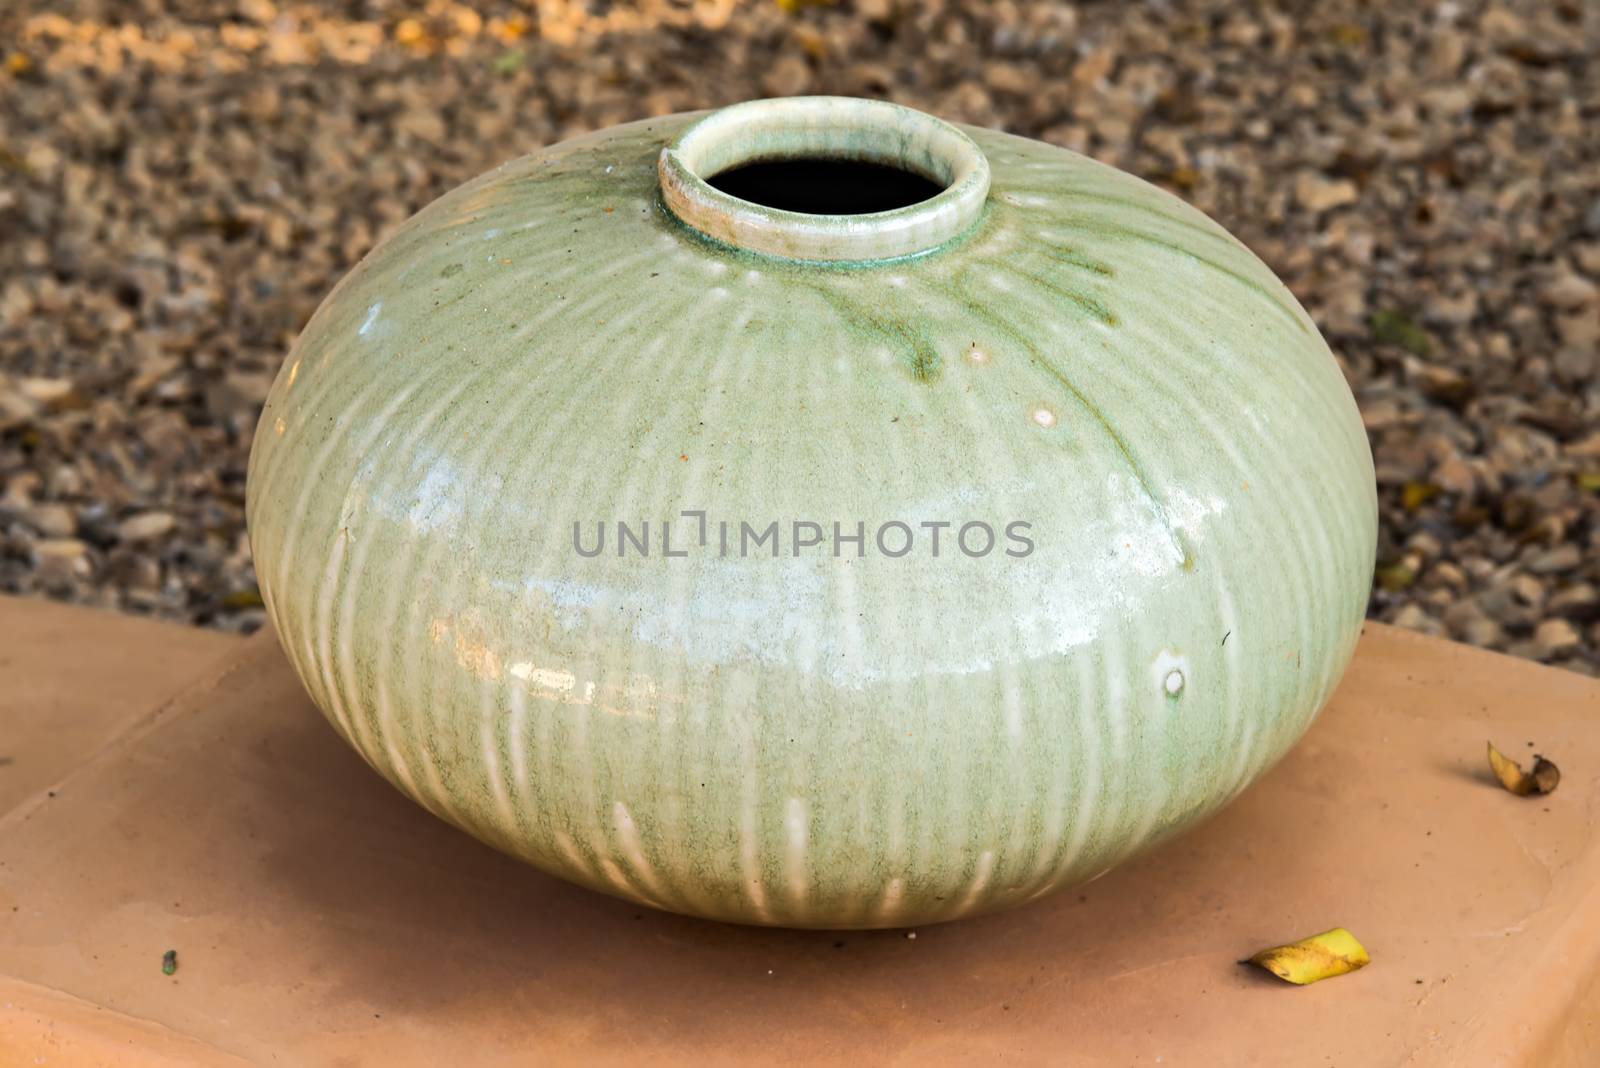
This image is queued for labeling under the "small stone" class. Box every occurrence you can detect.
[1554,347,1596,383]
[1420,86,1472,119]
[1480,6,1526,42]
[1413,363,1471,403]
[32,539,92,581]
[395,107,446,144]
[1533,619,1581,659]
[1422,291,1478,327]
[0,386,39,429]
[1549,585,1598,619]
[762,54,812,98]
[1430,561,1467,590]
[1461,616,1505,648]
[1407,531,1443,560]
[25,504,76,538]
[1567,432,1600,460]
[1434,457,1477,497]
[1342,230,1376,267]
[117,512,177,543]
[1510,574,1546,607]
[1526,544,1581,575]
[984,63,1035,95]
[1557,311,1600,349]
[18,377,84,411]
[219,370,276,406]
[1541,272,1599,310]
[1480,584,1532,627]
[1392,603,1445,637]
[1072,46,1116,88]
[1428,31,1468,77]
[1294,173,1359,214]
[1444,601,1503,648]
[3,471,40,508]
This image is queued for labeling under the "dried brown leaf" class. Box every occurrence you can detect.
[1487,741,1559,797]
[1245,927,1371,986]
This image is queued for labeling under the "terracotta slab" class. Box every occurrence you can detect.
[0,595,238,814]
[0,620,1598,1065]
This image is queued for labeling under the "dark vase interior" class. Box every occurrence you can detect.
[707,158,944,216]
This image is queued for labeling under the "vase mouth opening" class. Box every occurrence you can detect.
[658,96,991,263]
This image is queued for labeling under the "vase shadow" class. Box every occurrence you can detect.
[245,693,1113,1046]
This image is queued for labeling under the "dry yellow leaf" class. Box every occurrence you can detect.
[1246,927,1370,985]
[1487,741,1559,797]
[1401,480,1442,511]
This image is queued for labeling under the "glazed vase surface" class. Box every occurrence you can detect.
[246,97,1377,928]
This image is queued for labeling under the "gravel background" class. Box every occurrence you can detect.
[1,1,1597,673]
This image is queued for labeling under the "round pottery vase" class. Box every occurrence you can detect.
[246,97,1376,929]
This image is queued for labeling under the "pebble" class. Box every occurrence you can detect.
[1294,173,1360,214]
[32,539,91,582]
[1450,606,1504,649]
[1534,619,1583,660]
[1541,272,1599,310]
[1392,604,1446,638]
[116,512,177,544]
[24,503,76,539]
[1549,584,1597,618]
[1526,545,1582,575]
[1510,574,1546,606]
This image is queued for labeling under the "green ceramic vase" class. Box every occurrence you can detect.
[246,97,1376,928]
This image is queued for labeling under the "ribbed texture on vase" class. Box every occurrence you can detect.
[246,110,1376,928]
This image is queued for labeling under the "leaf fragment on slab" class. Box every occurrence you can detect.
[1487,742,1559,797]
[1246,927,1370,986]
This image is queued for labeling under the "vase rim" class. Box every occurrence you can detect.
[658,96,991,263]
